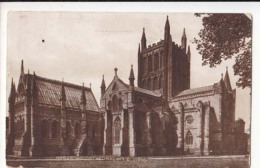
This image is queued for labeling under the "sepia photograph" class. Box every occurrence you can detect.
[1,3,257,168]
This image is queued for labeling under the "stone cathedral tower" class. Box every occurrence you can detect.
[137,16,191,101]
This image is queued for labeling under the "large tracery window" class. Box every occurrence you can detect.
[112,95,119,112]
[186,130,193,145]
[107,101,112,111]
[114,117,121,144]
[118,99,123,112]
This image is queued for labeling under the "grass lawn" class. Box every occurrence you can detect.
[6,156,249,168]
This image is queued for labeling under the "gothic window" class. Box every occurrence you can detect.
[107,101,112,111]
[51,120,58,139]
[154,77,158,90]
[118,99,123,111]
[112,95,119,112]
[41,119,49,139]
[15,119,20,138]
[186,130,193,145]
[75,122,80,138]
[66,121,72,138]
[114,117,121,144]
[148,78,151,90]
[144,57,148,75]
[21,118,25,134]
[160,51,163,68]
[158,76,162,89]
[148,55,152,72]
[154,53,159,71]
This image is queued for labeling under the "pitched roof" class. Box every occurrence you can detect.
[175,84,215,97]
[104,75,161,98]
[27,74,100,112]
[134,87,161,97]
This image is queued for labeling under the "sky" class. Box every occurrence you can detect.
[7,12,251,130]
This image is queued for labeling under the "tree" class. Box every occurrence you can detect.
[193,13,252,89]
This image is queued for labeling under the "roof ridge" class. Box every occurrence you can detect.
[35,74,91,91]
[175,84,216,97]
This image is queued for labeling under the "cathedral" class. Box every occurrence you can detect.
[101,16,247,156]
[6,16,248,157]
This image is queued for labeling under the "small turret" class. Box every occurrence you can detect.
[8,78,16,103]
[21,60,24,76]
[141,28,147,51]
[114,67,118,78]
[31,72,38,105]
[101,75,106,97]
[138,43,142,87]
[81,83,86,104]
[59,79,66,102]
[25,71,31,106]
[164,16,170,40]
[224,67,232,91]
[80,83,86,111]
[26,71,31,93]
[129,65,135,91]
[187,45,191,62]
[181,28,187,52]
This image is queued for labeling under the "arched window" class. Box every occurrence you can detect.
[114,117,121,144]
[107,101,112,111]
[75,122,80,138]
[112,95,119,112]
[66,121,72,138]
[153,77,157,90]
[51,120,58,139]
[186,130,193,145]
[118,99,123,111]
[15,119,20,138]
[17,119,21,137]
[148,78,151,90]
[144,57,148,75]
[160,51,163,68]
[148,55,152,72]
[41,119,49,139]
[154,53,159,71]
[21,118,25,133]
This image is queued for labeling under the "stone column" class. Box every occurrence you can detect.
[120,111,124,145]
[145,112,152,155]
[197,101,204,155]
[60,101,66,139]
[179,103,185,153]
[103,112,107,155]
[128,108,135,157]
[29,104,39,156]
[7,95,15,155]
[218,93,223,154]
[21,93,31,156]
[203,102,210,155]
